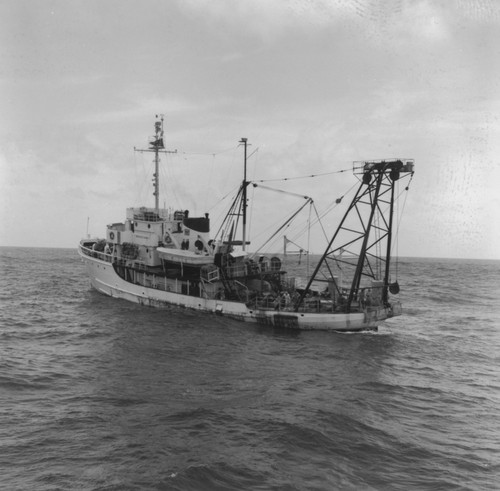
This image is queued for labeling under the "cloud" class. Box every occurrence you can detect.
[175,0,458,46]
[176,0,352,39]
[1,0,499,257]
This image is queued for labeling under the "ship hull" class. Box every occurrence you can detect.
[79,250,398,332]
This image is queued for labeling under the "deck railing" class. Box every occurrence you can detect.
[79,244,114,263]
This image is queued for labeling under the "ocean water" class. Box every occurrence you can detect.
[1,247,499,491]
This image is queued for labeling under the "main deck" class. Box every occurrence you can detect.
[78,241,397,331]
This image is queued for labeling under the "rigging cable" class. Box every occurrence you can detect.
[202,152,217,213]
[180,145,239,157]
[244,183,311,252]
[247,149,260,246]
[253,199,313,256]
[393,172,414,279]
[283,181,358,249]
[312,202,330,244]
[395,180,400,281]
[205,183,242,235]
[307,199,312,278]
[254,164,365,183]
[213,184,244,242]
[163,152,182,209]
[250,182,310,200]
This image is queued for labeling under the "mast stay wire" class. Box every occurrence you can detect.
[205,184,241,233]
[202,152,216,213]
[174,144,241,220]
[133,151,147,206]
[161,144,239,213]
[131,142,257,213]
[203,146,261,240]
[162,151,182,210]
[134,151,160,208]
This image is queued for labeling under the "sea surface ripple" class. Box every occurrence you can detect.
[1,248,499,490]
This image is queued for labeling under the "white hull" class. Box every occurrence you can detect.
[79,249,397,332]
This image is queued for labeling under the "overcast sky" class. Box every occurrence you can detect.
[1,0,499,259]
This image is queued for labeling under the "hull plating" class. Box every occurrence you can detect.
[80,251,393,332]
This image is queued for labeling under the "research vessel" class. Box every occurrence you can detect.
[78,116,414,331]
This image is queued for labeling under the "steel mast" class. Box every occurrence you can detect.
[240,137,249,252]
[134,115,177,214]
[153,119,162,212]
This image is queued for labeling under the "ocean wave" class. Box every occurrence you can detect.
[161,463,271,491]
[1,249,500,490]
